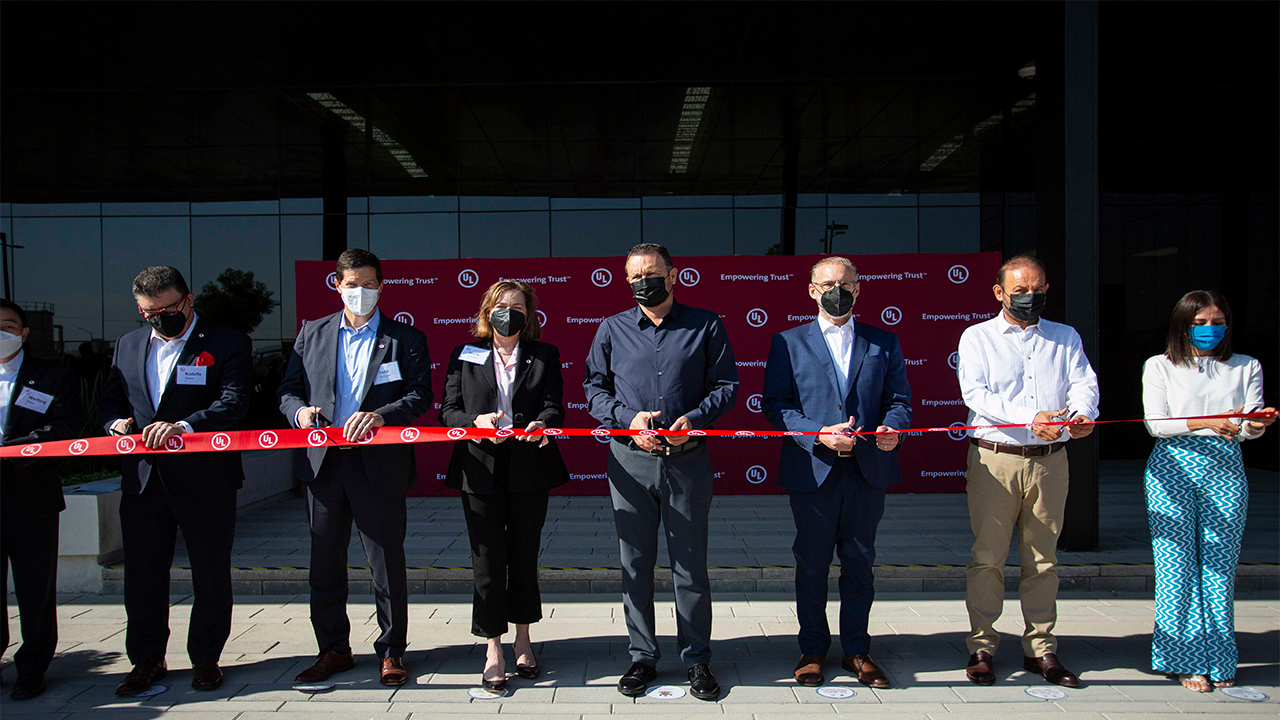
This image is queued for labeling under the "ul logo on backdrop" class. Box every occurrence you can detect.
[326,272,339,290]
[746,465,768,484]
[592,426,612,444]
[948,351,961,370]
[747,394,763,413]
[394,312,415,326]
[458,269,479,288]
[679,268,700,286]
[746,308,768,327]
[948,265,969,284]
[881,306,902,325]
[536,310,548,328]
[591,268,612,287]
[947,422,968,441]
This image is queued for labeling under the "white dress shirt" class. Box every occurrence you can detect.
[0,348,24,437]
[817,316,854,398]
[147,313,199,412]
[1142,353,1266,440]
[957,313,1100,446]
[493,345,519,430]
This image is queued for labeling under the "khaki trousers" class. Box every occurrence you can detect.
[964,443,1069,657]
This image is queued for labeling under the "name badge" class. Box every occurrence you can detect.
[459,344,491,365]
[14,387,54,414]
[375,361,402,385]
[176,365,207,386]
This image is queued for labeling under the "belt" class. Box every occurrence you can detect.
[617,437,704,457]
[970,437,1065,458]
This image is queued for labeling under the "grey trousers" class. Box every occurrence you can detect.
[607,440,714,667]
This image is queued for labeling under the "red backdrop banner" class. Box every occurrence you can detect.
[295,253,1003,496]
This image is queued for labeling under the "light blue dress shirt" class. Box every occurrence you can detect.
[334,311,381,427]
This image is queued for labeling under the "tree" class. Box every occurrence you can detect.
[194,268,279,334]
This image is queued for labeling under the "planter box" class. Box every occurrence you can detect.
[59,480,124,593]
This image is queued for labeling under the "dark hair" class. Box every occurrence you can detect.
[996,255,1047,286]
[132,266,190,297]
[625,243,673,272]
[336,248,383,283]
[472,280,542,341]
[0,298,27,328]
[1165,290,1233,366]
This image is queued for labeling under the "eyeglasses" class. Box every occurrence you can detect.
[137,298,187,318]
[812,281,856,292]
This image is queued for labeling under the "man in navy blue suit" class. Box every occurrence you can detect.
[762,256,912,689]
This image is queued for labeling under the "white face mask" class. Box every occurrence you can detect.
[0,330,22,358]
[340,286,379,317]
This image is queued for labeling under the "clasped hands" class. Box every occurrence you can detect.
[473,410,550,447]
[818,416,900,453]
[111,417,188,450]
[1030,407,1094,442]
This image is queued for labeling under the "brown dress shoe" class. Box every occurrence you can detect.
[842,654,890,689]
[115,658,168,696]
[966,651,996,686]
[380,657,409,686]
[1023,653,1080,688]
[294,651,355,684]
[794,654,825,687]
[191,662,224,691]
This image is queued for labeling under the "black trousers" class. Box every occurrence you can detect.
[119,473,237,665]
[460,448,550,639]
[1,508,60,678]
[306,449,408,658]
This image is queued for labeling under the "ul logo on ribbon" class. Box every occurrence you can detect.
[746,308,768,327]
[116,437,137,454]
[258,431,279,449]
[164,435,185,452]
[947,422,968,441]
[747,394,763,413]
[20,444,42,456]
[68,440,90,455]
[948,265,969,284]
[948,351,961,370]
[591,268,612,287]
[447,428,468,440]
[394,312,415,326]
[400,428,420,443]
[543,428,564,436]
[592,426,611,444]
[210,433,232,451]
[881,306,902,325]
[746,465,768,484]
[307,430,328,447]
[458,269,479,288]
[679,268,700,286]
[687,429,707,437]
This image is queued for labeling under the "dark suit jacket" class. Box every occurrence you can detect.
[763,320,912,491]
[1,354,81,516]
[439,339,569,494]
[99,317,252,497]
[278,310,432,496]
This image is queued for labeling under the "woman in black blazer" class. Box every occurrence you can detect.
[440,280,569,692]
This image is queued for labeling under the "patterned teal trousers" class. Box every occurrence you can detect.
[1143,436,1247,680]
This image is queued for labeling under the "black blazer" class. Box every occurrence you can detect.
[439,339,569,495]
[1,354,81,516]
[99,317,252,497]
[278,310,432,496]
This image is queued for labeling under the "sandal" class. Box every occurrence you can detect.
[1168,673,1212,693]
[1212,678,1235,688]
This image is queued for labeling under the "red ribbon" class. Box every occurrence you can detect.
[1,412,1272,459]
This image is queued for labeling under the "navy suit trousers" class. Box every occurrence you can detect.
[788,457,886,658]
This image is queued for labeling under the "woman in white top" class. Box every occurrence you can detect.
[1141,290,1275,693]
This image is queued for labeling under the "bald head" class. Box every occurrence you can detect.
[996,255,1046,288]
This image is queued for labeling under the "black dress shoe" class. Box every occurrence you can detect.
[617,662,657,697]
[515,662,539,680]
[116,658,168,696]
[688,663,720,701]
[1023,653,1080,688]
[481,676,507,693]
[9,674,46,701]
[191,662,224,691]
[966,651,996,686]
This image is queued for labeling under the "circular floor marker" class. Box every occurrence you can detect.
[1025,686,1067,700]
[468,687,507,699]
[1220,686,1269,702]
[816,685,857,699]
[129,684,169,698]
[645,684,687,699]
[292,682,335,693]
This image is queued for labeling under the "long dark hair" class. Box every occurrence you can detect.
[1165,290,1233,367]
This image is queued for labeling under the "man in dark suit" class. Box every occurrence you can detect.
[0,299,81,700]
[99,266,252,695]
[278,248,431,687]
[762,257,912,690]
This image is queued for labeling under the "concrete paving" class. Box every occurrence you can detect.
[3,592,1278,719]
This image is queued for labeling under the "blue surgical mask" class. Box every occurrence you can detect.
[1189,324,1226,351]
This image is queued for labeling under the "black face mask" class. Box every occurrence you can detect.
[631,276,670,308]
[1005,292,1047,323]
[819,286,855,318]
[489,308,526,338]
[146,302,189,338]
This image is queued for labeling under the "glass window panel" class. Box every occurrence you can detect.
[102,216,191,340]
[11,216,102,344]
[370,213,460,258]
[733,194,783,208]
[347,214,370,250]
[192,200,279,216]
[641,208,732,255]
[11,203,100,218]
[347,197,369,214]
[829,193,918,208]
[191,214,283,342]
[281,198,322,215]
[103,202,190,216]
[642,195,732,209]
[919,207,979,253]
[460,211,549,258]
[551,198,641,210]
[369,196,458,213]
[282,214,323,335]
[733,208,782,255]
[460,196,546,212]
[796,208,829,255]
[920,192,979,207]
[551,210,641,257]
[828,207,918,254]
[798,194,826,208]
